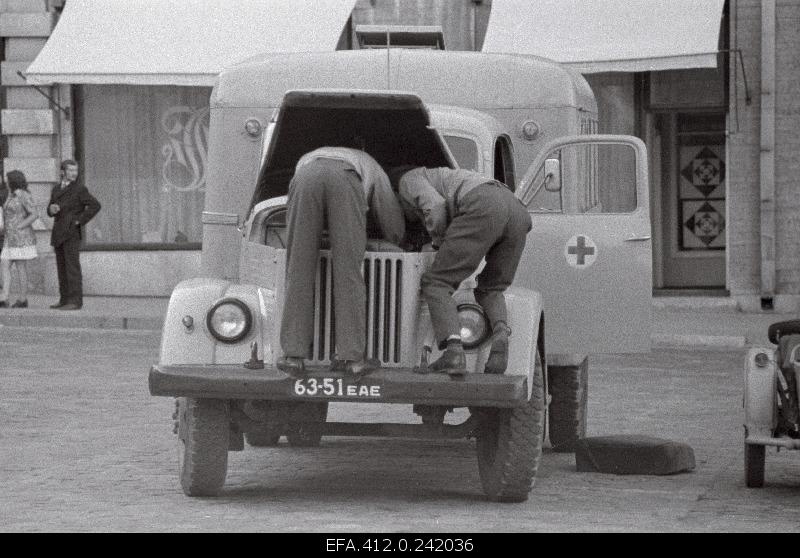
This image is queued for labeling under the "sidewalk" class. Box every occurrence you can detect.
[0,295,167,331]
[0,294,795,349]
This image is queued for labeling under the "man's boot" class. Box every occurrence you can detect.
[484,323,511,375]
[430,339,467,377]
[277,356,306,379]
[331,357,381,380]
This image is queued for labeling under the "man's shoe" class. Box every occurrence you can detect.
[332,357,381,380]
[277,356,306,378]
[49,302,66,309]
[484,325,510,375]
[0,300,7,308]
[59,303,82,311]
[11,299,28,308]
[430,345,467,377]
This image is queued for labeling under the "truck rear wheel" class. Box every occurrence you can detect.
[177,397,229,496]
[476,348,545,502]
[287,402,328,447]
[548,359,588,453]
[745,442,765,488]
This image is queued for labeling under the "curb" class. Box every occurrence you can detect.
[0,313,163,331]
[651,333,747,349]
[2,315,750,349]
[652,297,740,311]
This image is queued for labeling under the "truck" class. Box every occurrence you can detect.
[148,49,652,502]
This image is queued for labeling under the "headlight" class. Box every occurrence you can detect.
[206,298,252,343]
[457,303,491,350]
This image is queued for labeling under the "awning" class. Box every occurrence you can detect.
[25,0,356,86]
[482,0,726,73]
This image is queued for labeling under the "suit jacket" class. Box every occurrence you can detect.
[47,181,101,247]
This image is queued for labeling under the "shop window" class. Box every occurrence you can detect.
[77,85,211,249]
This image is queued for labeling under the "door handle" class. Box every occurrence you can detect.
[625,235,651,242]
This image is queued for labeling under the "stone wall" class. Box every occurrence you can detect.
[0,0,60,295]
[728,0,800,311]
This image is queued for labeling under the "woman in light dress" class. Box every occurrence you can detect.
[1,170,39,308]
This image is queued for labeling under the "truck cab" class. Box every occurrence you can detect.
[149,49,652,502]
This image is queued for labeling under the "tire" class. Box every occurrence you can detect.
[548,359,588,453]
[286,402,328,447]
[177,397,230,497]
[476,348,546,502]
[745,442,766,488]
[245,428,281,447]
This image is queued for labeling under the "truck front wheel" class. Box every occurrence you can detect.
[177,397,230,496]
[475,348,545,502]
[548,358,588,453]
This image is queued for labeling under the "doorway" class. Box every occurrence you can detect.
[652,111,727,289]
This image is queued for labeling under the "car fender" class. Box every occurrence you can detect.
[744,347,778,441]
[504,286,544,401]
[159,278,267,366]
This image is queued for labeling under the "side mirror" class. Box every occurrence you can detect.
[544,158,561,192]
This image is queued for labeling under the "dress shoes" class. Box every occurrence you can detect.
[0,300,7,308]
[11,299,28,308]
[331,357,381,380]
[483,325,511,375]
[276,356,306,378]
[59,303,82,311]
[49,301,66,309]
[430,345,467,377]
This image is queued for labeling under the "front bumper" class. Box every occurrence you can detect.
[149,364,528,408]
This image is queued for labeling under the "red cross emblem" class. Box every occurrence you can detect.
[565,235,597,268]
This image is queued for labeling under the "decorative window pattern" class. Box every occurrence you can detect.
[676,113,726,251]
[78,85,211,247]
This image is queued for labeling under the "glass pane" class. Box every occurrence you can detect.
[263,209,288,248]
[79,85,211,246]
[527,143,637,214]
[443,135,479,171]
[596,144,637,213]
[677,113,726,251]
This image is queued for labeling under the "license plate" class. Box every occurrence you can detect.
[292,378,381,398]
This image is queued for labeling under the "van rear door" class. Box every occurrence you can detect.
[515,135,652,354]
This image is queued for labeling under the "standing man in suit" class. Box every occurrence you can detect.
[47,160,101,310]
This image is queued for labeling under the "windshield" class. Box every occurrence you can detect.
[443,135,479,171]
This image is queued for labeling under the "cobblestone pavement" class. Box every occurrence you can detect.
[1,326,799,532]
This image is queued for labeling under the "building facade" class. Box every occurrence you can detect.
[1,0,798,312]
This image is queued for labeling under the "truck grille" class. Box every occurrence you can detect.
[311,253,403,364]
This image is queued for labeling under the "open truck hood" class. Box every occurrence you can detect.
[252,89,455,206]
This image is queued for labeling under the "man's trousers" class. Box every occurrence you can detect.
[421,184,532,345]
[54,236,83,305]
[280,158,368,362]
